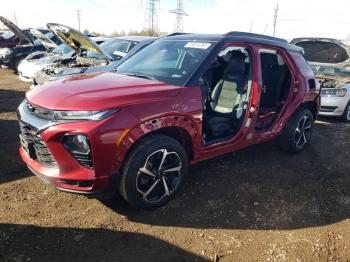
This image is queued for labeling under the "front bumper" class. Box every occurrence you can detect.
[319,96,349,116]
[16,101,129,197]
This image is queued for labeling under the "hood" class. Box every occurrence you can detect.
[30,28,58,50]
[47,23,113,62]
[0,16,32,45]
[26,72,181,111]
[291,38,350,64]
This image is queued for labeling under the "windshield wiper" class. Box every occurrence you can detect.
[122,72,157,81]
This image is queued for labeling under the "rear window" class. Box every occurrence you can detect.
[289,51,315,76]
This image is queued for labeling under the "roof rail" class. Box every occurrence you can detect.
[225,31,287,43]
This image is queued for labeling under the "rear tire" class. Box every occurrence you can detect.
[119,134,188,209]
[341,101,350,122]
[278,108,314,153]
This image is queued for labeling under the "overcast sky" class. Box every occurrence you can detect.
[2,0,350,40]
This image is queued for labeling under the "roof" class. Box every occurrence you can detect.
[164,31,303,52]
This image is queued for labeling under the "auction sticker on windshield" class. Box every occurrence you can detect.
[184,42,212,49]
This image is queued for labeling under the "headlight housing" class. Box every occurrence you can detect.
[25,100,119,121]
[322,88,347,97]
[53,110,118,121]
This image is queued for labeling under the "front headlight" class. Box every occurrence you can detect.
[53,109,119,121]
[0,48,12,56]
[322,88,347,97]
[336,88,347,97]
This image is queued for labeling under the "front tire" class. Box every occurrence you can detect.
[341,101,350,122]
[278,108,314,153]
[119,134,189,209]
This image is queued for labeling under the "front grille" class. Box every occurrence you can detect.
[19,122,57,167]
[26,101,54,120]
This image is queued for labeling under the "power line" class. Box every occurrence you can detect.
[75,9,81,31]
[144,0,160,36]
[273,4,279,37]
[169,0,188,33]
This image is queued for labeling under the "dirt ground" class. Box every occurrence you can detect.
[0,68,350,262]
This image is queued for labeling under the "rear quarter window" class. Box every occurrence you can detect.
[289,51,315,77]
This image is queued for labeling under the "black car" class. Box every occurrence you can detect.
[0,16,60,71]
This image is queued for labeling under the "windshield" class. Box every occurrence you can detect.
[100,38,138,60]
[52,43,73,54]
[33,32,54,46]
[1,31,14,39]
[117,40,214,86]
[311,65,350,77]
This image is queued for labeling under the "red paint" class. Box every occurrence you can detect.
[20,42,320,195]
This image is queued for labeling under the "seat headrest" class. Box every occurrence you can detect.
[224,51,246,76]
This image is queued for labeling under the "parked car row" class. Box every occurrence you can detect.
[0,14,347,209]
[0,16,155,83]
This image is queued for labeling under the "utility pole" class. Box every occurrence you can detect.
[169,0,188,33]
[13,13,18,26]
[250,21,253,33]
[273,4,279,37]
[263,24,268,35]
[144,0,160,36]
[75,9,81,31]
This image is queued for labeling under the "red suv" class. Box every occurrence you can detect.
[17,32,320,209]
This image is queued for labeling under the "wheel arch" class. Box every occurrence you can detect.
[298,100,319,120]
[117,115,200,171]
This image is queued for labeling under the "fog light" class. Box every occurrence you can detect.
[63,135,93,168]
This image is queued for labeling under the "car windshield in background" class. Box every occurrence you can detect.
[1,31,15,39]
[52,43,74,55]
[32,32,55,46]
[117,40,215,86]
[100,39,138,60]
[311,65,350,77]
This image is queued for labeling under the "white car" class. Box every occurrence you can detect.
[292,38,350,122]
[313,67,350,122]
[18,43,74,82]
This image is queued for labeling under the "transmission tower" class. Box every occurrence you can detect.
[144,0,160,36]
[169,0,189,33]
[13,13,18,26]
[76,9,81,31]
[273,4,279,37]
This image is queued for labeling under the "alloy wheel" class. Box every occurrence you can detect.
[294,115,312,149]
[136,149,182,204]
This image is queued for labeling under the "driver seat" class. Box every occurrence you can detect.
[204,52,247,137]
